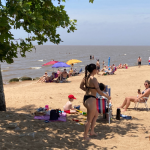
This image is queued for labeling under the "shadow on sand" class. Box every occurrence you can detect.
[0,105,145,150]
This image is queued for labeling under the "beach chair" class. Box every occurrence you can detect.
[78,68,82,74]
[96,86,112,124]
[134,97,149,111]
[72,68,82,76]
[96,96,112,124]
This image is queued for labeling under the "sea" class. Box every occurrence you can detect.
[1,45,150,83]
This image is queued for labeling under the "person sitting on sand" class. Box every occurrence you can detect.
[57,69,60,75]
[102,66,113,75]
[63,95,77,114]
[37,72,48,83]
[69,68,74,76]
[118,80,150,112]
[45,72,55,82]
[117,63,122,69]
[101,66,107,72]
[61,69,69,81]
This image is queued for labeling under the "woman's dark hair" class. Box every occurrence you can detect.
[145,80,150,87]
[85,64,96,87]
[99,83,105,91]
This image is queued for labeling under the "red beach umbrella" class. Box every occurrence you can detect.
[42,61,59,66]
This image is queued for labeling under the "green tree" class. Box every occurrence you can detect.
[0,0,94,111]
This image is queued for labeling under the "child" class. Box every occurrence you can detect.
[97,83,112,103]
[63,95,76,114]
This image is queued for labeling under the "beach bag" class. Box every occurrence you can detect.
[50,109,61,120]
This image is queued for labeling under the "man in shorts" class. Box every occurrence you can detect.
[138,56,142,68]
[96,59,100,74]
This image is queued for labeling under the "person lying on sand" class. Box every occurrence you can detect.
[63,95,77,114]
[118,80,150,112]
[37,72,48,83]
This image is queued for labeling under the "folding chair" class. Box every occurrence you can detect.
[134,97,149,111]
[96,85,112,124]
[96,96,112,124]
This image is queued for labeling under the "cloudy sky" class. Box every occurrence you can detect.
[2,0,150,45]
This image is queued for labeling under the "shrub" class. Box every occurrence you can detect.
[9,78,19,82]
[20,77,32,81]
[33,77,40,80]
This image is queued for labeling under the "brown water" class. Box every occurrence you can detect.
[1,45,150,83]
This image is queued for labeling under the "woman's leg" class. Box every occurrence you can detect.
[118,98,127,108]
[90,110,99,136]
[122,96,137,111]
[83,98,96,140]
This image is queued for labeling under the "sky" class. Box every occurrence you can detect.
[2,0,150,45]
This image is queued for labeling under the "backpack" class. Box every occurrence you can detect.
[50,109,61,120]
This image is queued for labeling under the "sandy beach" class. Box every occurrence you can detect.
[1,65,150,150]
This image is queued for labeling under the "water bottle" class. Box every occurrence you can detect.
[116,108,120,120]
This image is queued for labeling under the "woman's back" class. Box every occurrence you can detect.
[85,76,97,96]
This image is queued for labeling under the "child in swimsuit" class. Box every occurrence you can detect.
[63,95,77,114]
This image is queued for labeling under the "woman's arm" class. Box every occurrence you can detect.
[138,89,150,99]
[93,78,111,100]
[80,78,86,91]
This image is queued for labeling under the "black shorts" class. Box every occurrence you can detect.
[138,62,141,65]
[97,66,100,70]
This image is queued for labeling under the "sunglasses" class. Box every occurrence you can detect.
[144,83,148,86]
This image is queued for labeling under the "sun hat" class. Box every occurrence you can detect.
[68,95,76,99]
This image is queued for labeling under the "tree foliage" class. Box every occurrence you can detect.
[0,0,94,64]
[0,0,82,63]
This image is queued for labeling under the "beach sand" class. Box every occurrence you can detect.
[1,65,150,149]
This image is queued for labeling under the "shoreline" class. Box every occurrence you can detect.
[3,64,149,85]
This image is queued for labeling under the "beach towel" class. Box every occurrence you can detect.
[120,114,132,120]
[34,113,67,122]
[96,98,107,114]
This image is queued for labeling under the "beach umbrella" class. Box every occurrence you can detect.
[66,59,82,65]
[52,62,70,68]
[42,61,58,66]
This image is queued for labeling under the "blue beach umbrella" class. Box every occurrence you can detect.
[52,62,70,68]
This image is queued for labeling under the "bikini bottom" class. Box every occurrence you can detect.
[83,95,96,103]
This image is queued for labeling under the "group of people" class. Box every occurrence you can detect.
[37,67,80,83]
[37,69,69,83]
[79,63,150,141]
[90,55,94,60]
[96,59,116,75]
[116,63,128,69]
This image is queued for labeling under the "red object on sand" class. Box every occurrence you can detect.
[42,61,59,66]
[72,119,79,122]
[64,110,70,114]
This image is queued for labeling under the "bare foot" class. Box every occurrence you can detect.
[83,136,91,141]
[90,132,97,137]
[121,109,127,112]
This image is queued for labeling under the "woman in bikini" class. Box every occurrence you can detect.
[118,80,150,111]
[80,64,111,141]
